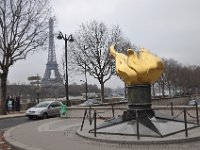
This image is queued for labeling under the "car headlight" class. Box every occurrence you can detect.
[35,110,42,114]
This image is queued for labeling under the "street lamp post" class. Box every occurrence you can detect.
[84,62,88,101]
[57,31,74,106]
[82,45,89,101]
[80,53,88,101]
[80,77,88,101]
[28,74,41,104]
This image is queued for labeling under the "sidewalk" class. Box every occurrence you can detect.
[0,111,25,120]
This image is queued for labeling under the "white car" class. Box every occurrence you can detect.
[80,99,101,106]
[119,98,128,103]
[188,99,200,106]
[26,101,63,119]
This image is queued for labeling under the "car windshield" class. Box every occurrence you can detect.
[35,102,50,108]
[86,99,94,103]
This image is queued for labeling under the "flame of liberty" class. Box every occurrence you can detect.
[109,45,164,85]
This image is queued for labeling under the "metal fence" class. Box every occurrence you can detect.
[79,102,200,139]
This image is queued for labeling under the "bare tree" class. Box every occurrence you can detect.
[70,20,131,102]
[164,58,180,96]
[191,66,200,94]
[156,58,179,98]
[0,0,50,115]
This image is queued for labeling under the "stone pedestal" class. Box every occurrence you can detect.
[122,84,155,121]
[88,84,197,138]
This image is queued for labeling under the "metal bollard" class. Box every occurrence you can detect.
[80,109,87,131]
[171,102,174,116]
[111,104,115,118]
[89,106,92,125]
[184,108,188,137]
[94,110,97,137]
[195,102,199,124]
[136,109,140,140]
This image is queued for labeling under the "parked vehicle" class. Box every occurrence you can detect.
[119,98,128,103]
[26,101,63,119]
[79,99,101,106]
[188,99,200,106]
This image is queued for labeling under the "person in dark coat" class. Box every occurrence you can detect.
[16,96,21,111]
[14,96,17,111]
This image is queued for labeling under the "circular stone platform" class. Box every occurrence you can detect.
[76,120,200,144]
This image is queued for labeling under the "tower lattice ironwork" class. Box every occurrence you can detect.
[41,18,62,86]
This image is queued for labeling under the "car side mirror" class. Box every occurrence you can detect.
[48,106,53,109]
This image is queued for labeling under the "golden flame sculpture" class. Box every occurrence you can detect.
[110,45,164,85]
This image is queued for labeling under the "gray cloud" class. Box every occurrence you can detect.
[8,0,200,88]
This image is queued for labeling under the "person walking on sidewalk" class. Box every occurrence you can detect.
[15,96,21,111]
[6,96,10,113]
[6,96,14,113]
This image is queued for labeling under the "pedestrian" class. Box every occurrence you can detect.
[6,96,14,112]
[16,96,21,111]
[6,96,10,113]
[11,97,14,111]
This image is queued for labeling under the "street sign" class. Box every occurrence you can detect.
[28,76,41,81]
[30,81,41,85]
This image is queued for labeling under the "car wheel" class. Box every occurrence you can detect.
[42,113,48,119]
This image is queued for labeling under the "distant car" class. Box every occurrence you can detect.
[119,98,128,103]
[188,99,200,106]
[26,101,63,119]
[80,99,101,106]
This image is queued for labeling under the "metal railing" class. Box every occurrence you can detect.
[80,102,200,139]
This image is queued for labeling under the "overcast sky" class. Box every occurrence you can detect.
[8,0,200,88]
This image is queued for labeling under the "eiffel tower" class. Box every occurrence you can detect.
[41,18,62,86]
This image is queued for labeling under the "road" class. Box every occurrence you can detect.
[0,117,32,130]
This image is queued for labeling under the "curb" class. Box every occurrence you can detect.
[4,123,45,150]
[0,114,25,120]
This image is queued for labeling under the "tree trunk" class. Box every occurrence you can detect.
[179,85,182,95]
[152,83,155,97]
[161,83,165,99]
[100,82,105,103]
[168,85,171,97]
[158,83,161,96]
[0,71,8,115]
[124,83,127,98]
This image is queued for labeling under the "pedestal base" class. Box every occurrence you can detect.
[122,84,154,121]
[122,108,155,121]
[89,111,199,137]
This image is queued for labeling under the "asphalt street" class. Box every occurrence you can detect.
[0,117,32,130]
